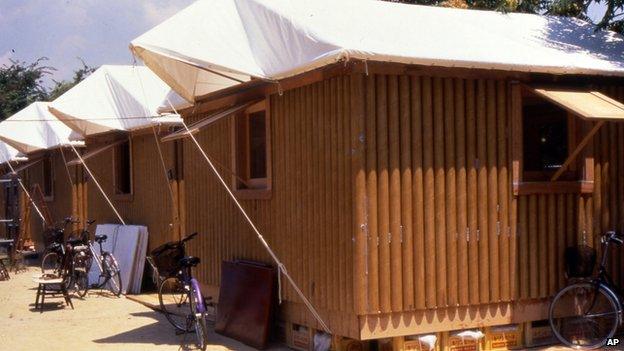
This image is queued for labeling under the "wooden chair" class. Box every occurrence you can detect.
[33,268,74,312]
[0,248,10,281]
[0,258,9,281]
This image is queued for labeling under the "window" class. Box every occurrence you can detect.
[522,101,572,181]
[512,87,594,195]
[42,156,53,200]
[232,100,271,197]
[113,140,132,196]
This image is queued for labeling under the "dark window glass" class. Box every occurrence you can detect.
[523,103,568,173]
[43,157,53,197]
[115,141,132,194]
[248,111,267,179]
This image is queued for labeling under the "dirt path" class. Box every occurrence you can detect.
[0,267,281,351]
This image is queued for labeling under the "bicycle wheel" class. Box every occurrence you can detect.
[102,254,122,297]
[159,277,193,332]
[550,281,620,350]
[41,252,61,275]
[189,284,208,350]
[71,255,89,298]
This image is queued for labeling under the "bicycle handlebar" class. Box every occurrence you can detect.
[605,231,623,245]
[150,232,199,256]
[181,232,198,243]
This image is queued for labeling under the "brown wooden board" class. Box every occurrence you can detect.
[215,260,276,349]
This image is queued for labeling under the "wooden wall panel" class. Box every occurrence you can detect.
[24,152,75,248]
[85,134,176,251]
[181,76,357,336]
[23,69,624,339]
[359,75,624,321]
[361,74,519,313]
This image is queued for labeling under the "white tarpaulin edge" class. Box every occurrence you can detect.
[48,65,184,137]
[131,0,624,102]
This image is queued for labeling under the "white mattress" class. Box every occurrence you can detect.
[88,224,149,294]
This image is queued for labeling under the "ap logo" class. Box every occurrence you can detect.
[606,338,620,346]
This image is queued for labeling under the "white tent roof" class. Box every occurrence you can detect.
[130,0,624,102]
[0,142,27,164]
[0,102,84,154]
[157,89,193,114]
[48,65,184,137]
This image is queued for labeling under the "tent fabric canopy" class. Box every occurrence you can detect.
[157,89,194,114]
[131,0,624,102]
[0,102,84,154]
[0,142,27,164]
[530,87,624,120]
[48,65,184,137]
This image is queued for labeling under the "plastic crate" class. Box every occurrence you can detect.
[483,324,523,350]
[442,329,483,351]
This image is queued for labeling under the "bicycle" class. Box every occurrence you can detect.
[149,232,209,350]
[41,217,87,294]
[549,231,624,350]
[76,221,123,297]
[40,217,74,275]
[41,218,122,297]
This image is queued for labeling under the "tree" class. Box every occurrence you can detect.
[47,59,96,101]
[0,57,52,120]
[0,58,96,120]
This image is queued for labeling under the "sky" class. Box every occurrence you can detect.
[0,0,194,86]
[0,0,611,87]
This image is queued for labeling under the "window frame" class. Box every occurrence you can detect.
[42,154,54,202]
[112,139,133,200]
[231,99,272,200]
[512,85,594,195]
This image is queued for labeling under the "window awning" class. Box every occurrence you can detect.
[530,87,624,120]
[66,139,127,166]
[527,85,624,181]
[160,99,261,142]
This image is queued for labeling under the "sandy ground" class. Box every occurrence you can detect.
[0,266,288,351]
[3,266,624,351]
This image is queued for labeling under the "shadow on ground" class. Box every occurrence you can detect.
[93,311,186,346]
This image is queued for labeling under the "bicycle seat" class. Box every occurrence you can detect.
[94,234,107,243]
[179,256,200,267]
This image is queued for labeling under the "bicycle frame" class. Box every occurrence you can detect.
[594,237,624,323]
[570,234,624,329]
[177,264,206,314]
[88,241,105,275]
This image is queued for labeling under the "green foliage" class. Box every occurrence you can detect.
[0,57,52,120]
[47,59,96,101]
[594,0,624,33]
[0,58,96,120]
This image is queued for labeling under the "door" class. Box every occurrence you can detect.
[3,179,20,240]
